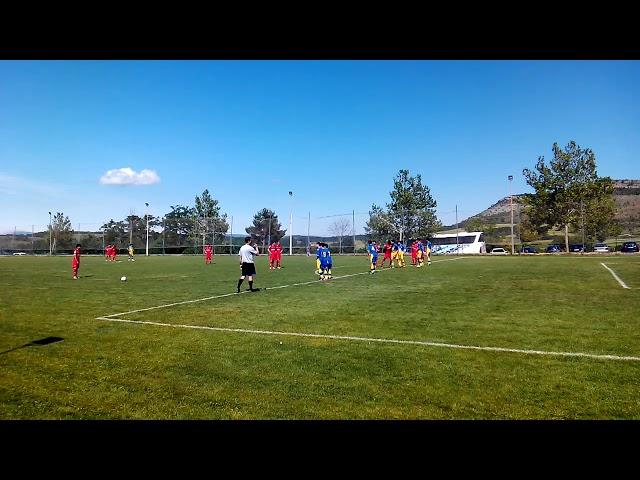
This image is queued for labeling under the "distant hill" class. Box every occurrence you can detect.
[447,179,640,234]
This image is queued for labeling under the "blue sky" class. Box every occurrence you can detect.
[1,60,638,235]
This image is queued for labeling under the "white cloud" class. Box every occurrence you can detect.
[99,167,160,186]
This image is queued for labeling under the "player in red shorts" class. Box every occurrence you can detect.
[204,244,213,264]
[105,244,111,261]
[275,240,283,269]
[410,239,419,265]
[380,240,393,269]
[72,243,81,279]
[268,241,278,270]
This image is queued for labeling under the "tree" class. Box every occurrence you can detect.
[329,217,351,254]
[101,219,128,247]
[50,212,74,253]
[163,205,195,247]
[194,189,229,247]
[366,169,441,241]
[365,204,395,242]
[245,208,286,252]
[580,184,619,242]
[125,214,162,248]
[523,141,618,251]
[518,211,541,244]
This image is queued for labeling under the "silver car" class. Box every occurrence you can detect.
[593,243,610,253]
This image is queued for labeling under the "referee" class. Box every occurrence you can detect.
[237,236,260,293]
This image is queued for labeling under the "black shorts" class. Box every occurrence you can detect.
[241,262,256,276]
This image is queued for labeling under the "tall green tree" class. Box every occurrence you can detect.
[194,189,229,246]
[50,212,74,253]
[163,205,195,247]
[124,214,161,248]
[523,141,618,251]
[366,170,440,241]
[101,219,128,246]
[245,208,286,252]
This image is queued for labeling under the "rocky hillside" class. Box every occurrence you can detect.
[459,180,640,233]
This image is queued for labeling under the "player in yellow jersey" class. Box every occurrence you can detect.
[315,241,322,274]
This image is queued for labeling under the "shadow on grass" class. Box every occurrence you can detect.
[0,336,64,355]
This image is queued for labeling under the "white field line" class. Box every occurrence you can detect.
[600,263,631,289]
[94,316,640,362]
[97,257,467,319]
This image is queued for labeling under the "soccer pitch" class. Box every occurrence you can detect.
[1,254,639,419]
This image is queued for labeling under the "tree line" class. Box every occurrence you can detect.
[38,141,623,253]
[364,142,620,249]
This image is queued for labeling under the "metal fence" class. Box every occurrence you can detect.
[0,211,376,256]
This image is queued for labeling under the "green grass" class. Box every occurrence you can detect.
[1,253,639,419]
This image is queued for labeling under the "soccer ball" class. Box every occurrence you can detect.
[120,276,127,282]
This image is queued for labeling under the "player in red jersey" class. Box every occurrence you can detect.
[105,244,111,261]
[380,240,393,269]
[72,243,81,279]
[410,239,419,265]
[268,241,278,270]
[275,241,283,269]
[204,244,213,264]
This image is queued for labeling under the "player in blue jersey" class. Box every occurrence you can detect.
[416,238,425,267]
[319,242,333,280]
[392,239,406,268]
[425,238,433,265]
[367,240,378,274]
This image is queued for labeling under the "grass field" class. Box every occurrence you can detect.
[1,253,639,419]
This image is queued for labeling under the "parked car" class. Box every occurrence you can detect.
[520,246,537,254]
[12,252,27,256]
[490,247,509,255]
[569,244,585,253]
[593,243,610,253]
[545,244,562,253]
[621,241,639,253]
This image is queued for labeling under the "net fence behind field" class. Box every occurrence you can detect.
[0,211,379,256]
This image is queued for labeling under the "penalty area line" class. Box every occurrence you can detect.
[96,256,467,319]
[94,316,640,362]
[600,263,631,289]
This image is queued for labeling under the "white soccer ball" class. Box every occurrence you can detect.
[120,276,127,282]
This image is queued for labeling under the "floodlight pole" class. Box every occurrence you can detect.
[455,204,459,255]
[307,211,310,251]
[145,202,149,256]
[48,211,52,256]
[581,200,585,254]
[289,191,293,256]
[508,175,514,255]
[352,209,356,255]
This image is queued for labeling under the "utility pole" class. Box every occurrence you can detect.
[581,199,585,253]
[289,191,293,255]
[145,202,150,256]
[508,175,514,255]
[352,209,356,255]
[455,204,459,255]
[48,211,52,256]
[307,211,310,252]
